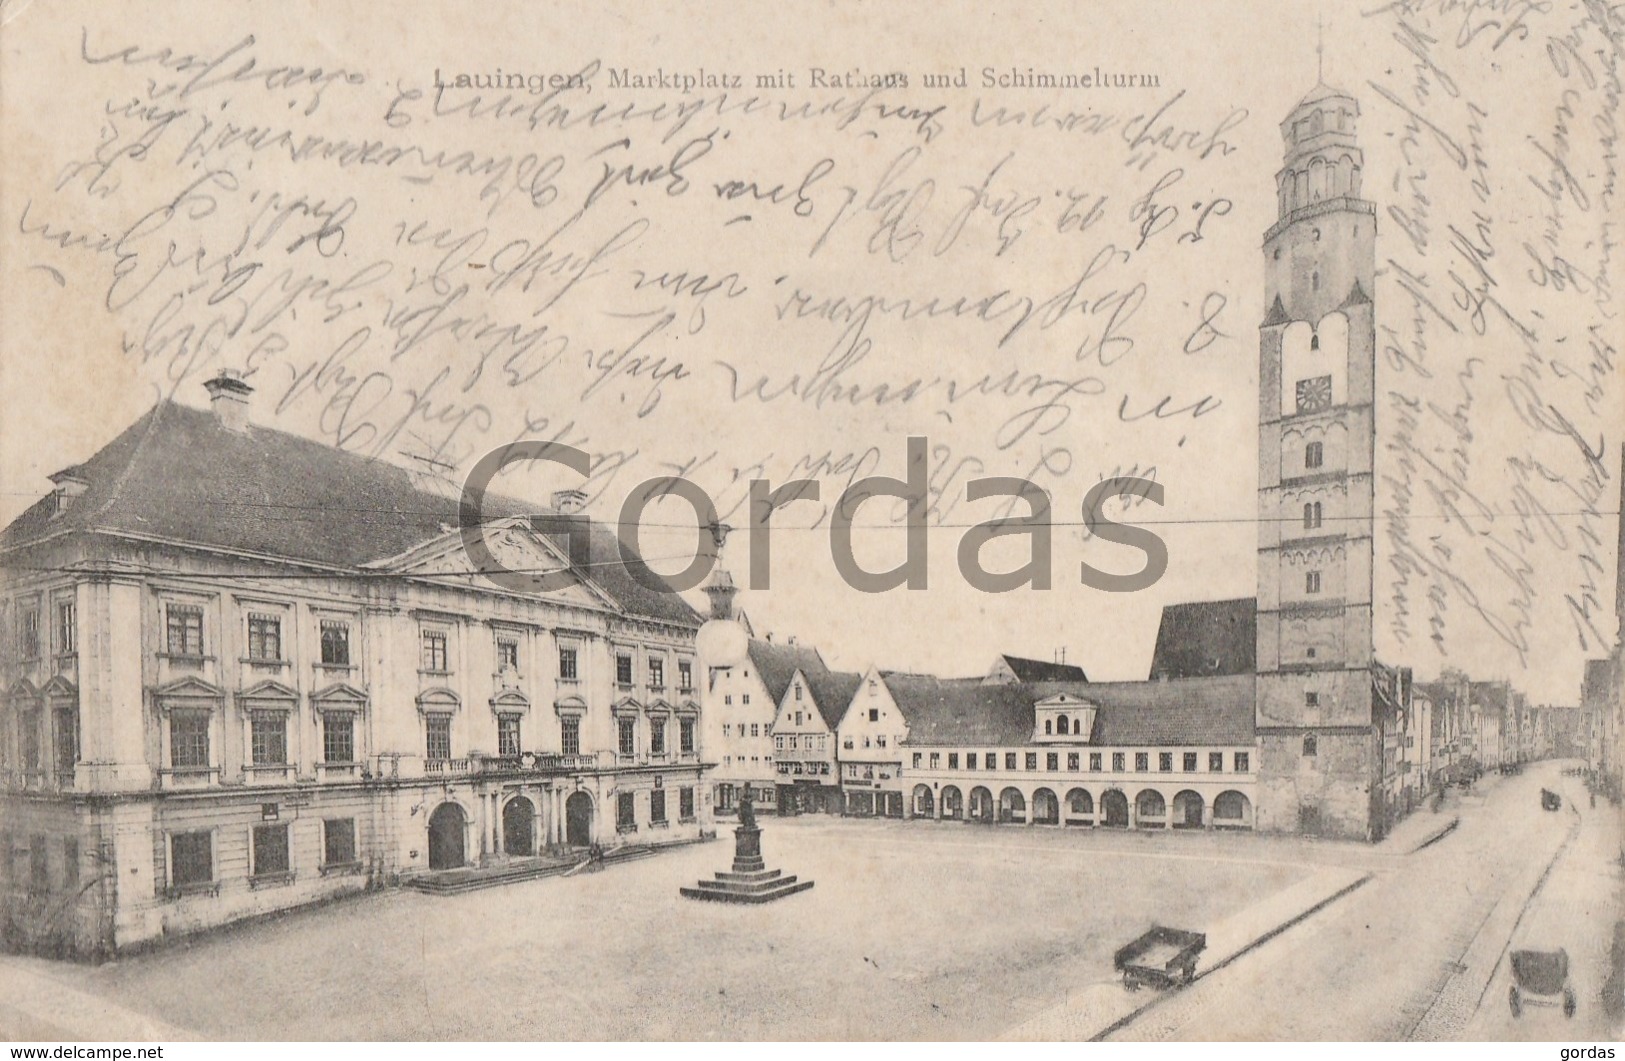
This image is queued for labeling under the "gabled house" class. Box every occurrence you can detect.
[834,668,914,817]
[703,635,826,812]
[771,666,858,815]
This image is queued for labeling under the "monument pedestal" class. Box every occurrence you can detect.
[680,824,813,904]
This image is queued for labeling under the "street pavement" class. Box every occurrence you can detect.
[1108,760,1624,1041]
[1,762,1615,1041]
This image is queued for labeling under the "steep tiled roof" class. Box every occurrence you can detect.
[803,670,862,730]
[893,673,1255,747]
[996,655,1088,683]
[1148,598,1257,679]
[0,400,699,626]
[745,638,828,704]
[888,675,1035,746]
[1035,675,1256,745]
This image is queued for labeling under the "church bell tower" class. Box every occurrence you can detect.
[1254,79,1381,839]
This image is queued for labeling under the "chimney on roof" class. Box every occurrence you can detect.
[787,635,797,646]
[551,488,588,514]
[203,370,254,433]
[765,632,774,643]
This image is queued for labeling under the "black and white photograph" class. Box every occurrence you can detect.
[0,0,1619,1044]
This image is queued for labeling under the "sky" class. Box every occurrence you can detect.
[0,0,1618,701]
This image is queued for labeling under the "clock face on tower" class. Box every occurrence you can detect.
[1295,375,1333,413]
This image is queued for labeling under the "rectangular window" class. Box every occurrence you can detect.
[18,607,40,660]
[750,723,759,737]
[1183,752,1198,771]
[616,654,634,685]
[1025,752,1038,770]
[29,834,46,894]
[323,818,357,867]
[868,708,879,722]
[678,661,693,690]
[171,711,210,770]
[948,753,958,769]
[986,753,997,771]
[1305,441,1324,469]
[679,786,695,820]
[421,630,448,672]
[53,707,77,776]
[1067,752,1079,771]
[166,605,203,657]
[1003,752,1015,770]
[320,620,350,666]
[425,715,452,761]
[497,714,521,757]
[1210,751,1223,771]
[63,836,79,890]
[20,710,41,771]
[617,792,635,830]
[323,713,355,763]
[497,638,519,672]
[1235,752,1250,772]
[912,752,922,768]
[55,600,75,656]
[649,718,666,756]
[247,614,282,661]
[967,753,978,770]
[560,716,581,756]
[680,717,695,754]
[929,752,940,769]
[250,712,288,766]
[170,831,212,888]
[1135,752,1149,772]
[794,683,803,701]
[558,646,578,680]
[1305,571,1322,594]
[1159,752,1173,772]
[648,658,664,688]
[650,789,667,824]
[1090,752,1102,771]
[1047,752,1059,771]
[618,718,636,756]
[252,824,290,878]
[1112,752,1126,772]
[1305,691,1319,707]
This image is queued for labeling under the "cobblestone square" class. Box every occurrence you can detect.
[18,818,1315,1040]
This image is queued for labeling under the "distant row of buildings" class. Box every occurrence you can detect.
[702,632,1578,835]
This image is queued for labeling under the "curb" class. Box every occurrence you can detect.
[1086,871,1373,1041]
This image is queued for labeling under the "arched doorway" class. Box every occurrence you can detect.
[999,787,1026,824]
[1136,789,1167,827]
[1065,787,1093,825]
[1101,789,1130,828]
[503,796,536,855]
[941,785,963,820]
[1172,790,1204,829]
[1032,787,1060,825]
[1214,790,1253,828]
[565,791,594,847]
[427,802,466,870]
[969,786,994,824]
[913,784,934,818]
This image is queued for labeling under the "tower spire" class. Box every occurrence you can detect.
[1316,12,1324,82]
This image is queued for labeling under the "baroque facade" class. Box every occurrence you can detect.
[0,375,709,957]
